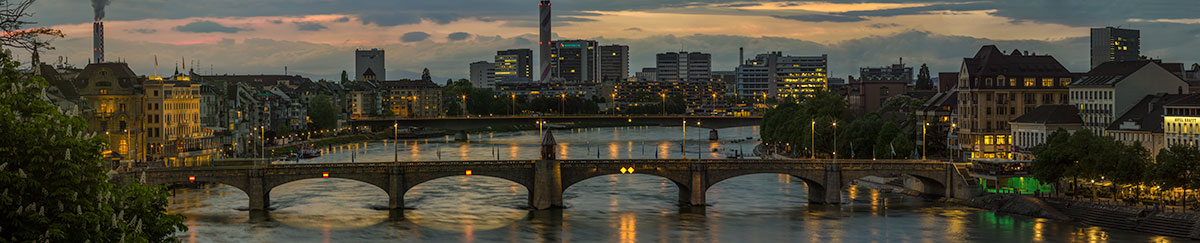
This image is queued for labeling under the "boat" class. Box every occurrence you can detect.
[299,145,322,159]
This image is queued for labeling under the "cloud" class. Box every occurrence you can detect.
[401,31,431,42]
[334,17,351,22]
[269,19,283,24]
[869,23,900,29]
[624,27,643,32]
[126,28,157,34]
[772,14,868,22]
[447,32,471,41]
[294,21,327,31]
[173,20,249,33]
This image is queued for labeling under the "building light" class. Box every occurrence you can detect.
[188,176,195,182]
[465,170,472,175]
[322,172,329,178]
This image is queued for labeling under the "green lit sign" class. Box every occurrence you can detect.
[562,44,581,48]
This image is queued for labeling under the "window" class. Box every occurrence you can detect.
[880,86,890,96]
[1024,78,1035,87]
[1060,78,1072,86]
[1042,78,1054,87]
[985,135,995,145]
[1009,78,1017,87]
[986,107,992,115]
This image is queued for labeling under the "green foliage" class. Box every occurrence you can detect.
[0,53,186,242]
[421,68,431,81]
[916,63,934,90]
[340,70,349,83]
[1152,145,1200,189]
[1031,129,1153,194]
[306,95,337,130]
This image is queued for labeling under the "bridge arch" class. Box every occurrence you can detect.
[141,176,253,198]
[401,170,533,195]
[264,173,392,196]
[560,166,695,206]
[841,170,948,198]
[706,172,828,205]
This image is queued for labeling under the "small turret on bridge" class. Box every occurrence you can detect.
[116,130,975,219]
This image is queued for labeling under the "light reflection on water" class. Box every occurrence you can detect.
[168,126,1186,242]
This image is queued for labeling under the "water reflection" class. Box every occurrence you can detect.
[167,126,1187,242]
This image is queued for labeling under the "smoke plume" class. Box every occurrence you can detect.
[91,0,110,21]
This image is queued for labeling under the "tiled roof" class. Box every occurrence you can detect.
[1010,105,1081,124]
[1107,94,1194,132]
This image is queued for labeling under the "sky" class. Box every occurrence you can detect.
[22,0,1200,82]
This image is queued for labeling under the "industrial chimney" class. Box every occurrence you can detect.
[93,21,103,63]
[538,0,552,83]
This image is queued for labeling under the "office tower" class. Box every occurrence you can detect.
[1090,27,1140,69]
[495,49,533,83]
[550,39,599,82]
[736,52,827,98]
[469,61,496,89]
[599,45,629,82]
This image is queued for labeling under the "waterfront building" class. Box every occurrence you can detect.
[143,74,219,166]
[1109,94,1191,158]
[355,48,385,81]
[74,63,146,163]
[1069,60,1190,135]
[1008,105,1082,160]
[344,80,382,118]
[1162,94,1200,149]
[954,45,1079,159]
[495,49,533,83]
[1090,27,1139,69]
[736,52,827,98]
[380,79,443,118]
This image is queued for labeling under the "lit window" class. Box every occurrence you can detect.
[1023,78,1035,87]
[984,135,995,145]
[1042,78,1054,87]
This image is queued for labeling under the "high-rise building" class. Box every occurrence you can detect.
[550,39,599,82]
[495,49,533,83]
[656,52,711,83]
[599,45,629,82]
[954,45,1079,160]
[355,48,385,81]
[469,61,495,89]
[736,52,827,98]
[1090,27,1140,69]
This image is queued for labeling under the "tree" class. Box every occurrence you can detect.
[1,52,186,241]
[340,70,349,83]
[306,95,337,130]
[916,63,934,90]
[1030,129,1076,193]
[0,0,63,57]
[421,68,431,81]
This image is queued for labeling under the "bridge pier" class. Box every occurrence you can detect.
[531,131,563,210]
[708,129,718,141]
[680,167,707,206]
[816,163,843,204]
[454,131,469,142]
[388,166,406,213]
[248,171,270,211]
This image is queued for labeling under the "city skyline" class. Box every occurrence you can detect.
[24,0,1200,82]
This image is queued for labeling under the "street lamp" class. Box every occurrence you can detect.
[460,94,468,116]
[810,119,815,159]
[923,122,929,160]
[660,93,667,115]
[832,121,838,160]
[948,123,957,160]
[536,120,546,137]
[511,94,517,115]
[560,93,567,115]
[697,121,702,159]
[393,122,398,163]
[682,118,687,159]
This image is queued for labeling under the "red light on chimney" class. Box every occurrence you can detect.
[465,170,472,175]
[322,172,329,178]
[188,176,195,182]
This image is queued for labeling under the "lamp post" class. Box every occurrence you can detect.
[460,94,468,116]
[697,121,702,159]
[661,93,667,115]
[511,94,517,115]
[923,122,929,160]
[810,119,815,159]
[833,121,838,160]
[560,93,567,115]
[537,120,546,137]
[393,122,398,163]
[682,118,687,159]
[948,123,957,160]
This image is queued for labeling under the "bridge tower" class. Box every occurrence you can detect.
[530,130,563,209]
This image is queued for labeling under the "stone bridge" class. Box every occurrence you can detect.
[350,115,762,132]
[113,131,973,217]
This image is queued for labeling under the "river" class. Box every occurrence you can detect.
[167,126,1183,242]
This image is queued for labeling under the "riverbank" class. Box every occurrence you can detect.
[960,192,1200,239]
